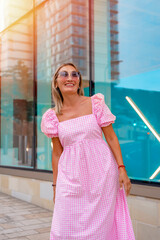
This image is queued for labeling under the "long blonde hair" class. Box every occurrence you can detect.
[51,63,84,115]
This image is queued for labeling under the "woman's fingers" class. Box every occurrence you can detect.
[119,179,123,190]
[119,173,131,196]
[124,179,131,196]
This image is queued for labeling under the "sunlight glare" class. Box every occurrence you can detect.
[0,0,5,32]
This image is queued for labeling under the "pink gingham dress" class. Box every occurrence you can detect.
[41,93,135,240]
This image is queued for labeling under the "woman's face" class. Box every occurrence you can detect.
[56,65,80,95]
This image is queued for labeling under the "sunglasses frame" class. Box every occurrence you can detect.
[58,70,80,79]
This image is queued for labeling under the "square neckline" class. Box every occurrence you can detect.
[52,95,94,124]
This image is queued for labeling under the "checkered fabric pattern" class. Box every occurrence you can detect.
[41,93,135,240]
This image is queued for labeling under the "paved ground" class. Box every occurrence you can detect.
[0,192,53,240]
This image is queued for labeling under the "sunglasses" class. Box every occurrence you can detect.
[58,71,80,79]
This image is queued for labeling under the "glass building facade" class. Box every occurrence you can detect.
[0,0,160,184]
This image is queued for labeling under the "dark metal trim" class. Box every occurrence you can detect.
[131,179,160,187]
[130,183,160,200]
[0,167,52,181]
[33,0,37,169]
[88,0,95,96]
[0,165,52,173]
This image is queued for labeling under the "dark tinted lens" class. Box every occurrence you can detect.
[59,71,68,77]
[71,71,79,78]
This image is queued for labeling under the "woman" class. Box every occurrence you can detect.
[41,63,135,239]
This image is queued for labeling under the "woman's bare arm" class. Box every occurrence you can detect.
[101,124,131,196]
[52,137,63,183]
[101,124,124,166]
[51,137,63,203]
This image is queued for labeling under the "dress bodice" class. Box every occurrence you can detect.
[41,93,116,148]
[57,114,102,148]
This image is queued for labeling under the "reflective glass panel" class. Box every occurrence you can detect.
[0,0,33,32]
[0,13,34,167]
[113,1,160,182]
[36,0,90,170]
[93,0,160,183]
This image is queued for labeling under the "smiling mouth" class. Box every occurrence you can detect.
[65,84,75,87]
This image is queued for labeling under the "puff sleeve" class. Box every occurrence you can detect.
[41,109,59,138]
[92,93,116,127]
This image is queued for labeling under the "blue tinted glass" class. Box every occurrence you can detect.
[112,1,160,182]
[93,0,160,183]
[36,0,89,170]
[0,13,34,168]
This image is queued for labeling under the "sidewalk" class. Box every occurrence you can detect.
[0,192,53,240]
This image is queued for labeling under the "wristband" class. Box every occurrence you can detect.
[118,165,125,169]
[52,184,56,187]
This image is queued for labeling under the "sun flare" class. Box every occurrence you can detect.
[0,0,5,32]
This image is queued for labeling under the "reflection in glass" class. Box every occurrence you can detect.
[36,0,89,170]
[0,14,34,167]
[93,0,160,183]
[111,0,160,182]
[0,0,159,183]
[0,0,33,32]
[126,96,160,142]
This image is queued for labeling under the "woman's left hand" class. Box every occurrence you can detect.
[119,168,131,196]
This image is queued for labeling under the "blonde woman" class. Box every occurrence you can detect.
[41,63,135,240]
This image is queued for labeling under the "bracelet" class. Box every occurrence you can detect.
[52,184,56,187]
[118,165,125,169]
